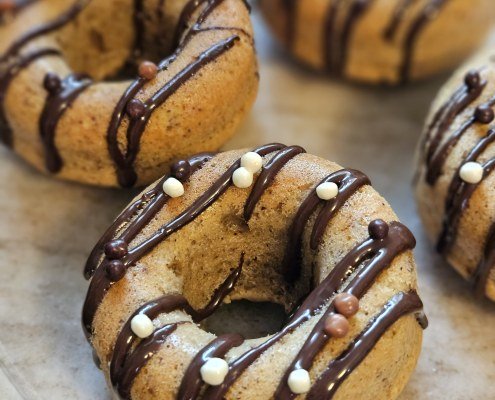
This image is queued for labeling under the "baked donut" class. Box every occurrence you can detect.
[0,0,256,187]
[82,144,427,399]
[259,0,494,85]
[414,52,495,301]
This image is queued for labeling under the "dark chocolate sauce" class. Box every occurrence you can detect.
[0,48,60,146]
[177,334,244,400]
[132,0,146,59]
[284,169,370,281]
[423,70,486,172]
[383,0,417,41]
[244,145,305,220]
[307,291,427,399]
[84,144,425,398]
[112,256,244,399]
[283,0,297,47]
[397,0,447,84]
[39,73,92,172]
[437,130,495,255]
[323,0,372,76]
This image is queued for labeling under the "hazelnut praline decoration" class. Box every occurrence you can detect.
[172,160,192,182]
[138,60,158,80]
[106,260,126,282]
[334,293,360,318]
[324,313,350,338]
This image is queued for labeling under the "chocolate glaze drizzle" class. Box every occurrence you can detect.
[39,73,92,172]
[112,256,244,399]
[282,0,449,82]
[0,48,60,146]
[84,143,426,399]
[308,291,427,400]
[422,70,495,296]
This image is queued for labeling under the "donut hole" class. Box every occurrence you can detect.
[51,1,190,81]
[200,300,288,339]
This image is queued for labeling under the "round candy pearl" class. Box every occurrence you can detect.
[232,167,253,188]
[127,99,146,119]
[324,313,349,338]
[240,152,263,174]
[334,293,359,318]
[43,72,62,94]
[474,105,494,124]
[138,61,158,80]
[163,177,185,198]
[287,369,311,395]
[104,239,128,259]
[368,219,389,240]
[316,182,339,200]
[106,260,126,282]
[464,70,480,88]
[172,160,191,182]
[130,314,154,339]
[459,162,484,184]
[200,358,229,386]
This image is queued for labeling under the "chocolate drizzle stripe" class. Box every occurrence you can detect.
[177,334,244,400]
[424,75,486,167]
[244,145,305,220]
[383,0,417,41]
[112,256,244,399]
[437,130,495,254]
[425,86,493,185]
[203,221,418,400]
[117,323,181,399]
[117,34,239,187]
[307,291,426,400]
[398,0,448,84]
[472,223,495,297]
[274,221,417,399]
[82,144,286,336]
[133,0,146,58]
[0,0,88,62]
[0,48,60,146]
[283,0,297,47]
[39,73,92,173]
[323,0,372,75]
[84,153,214,279]
[284,169,371,282]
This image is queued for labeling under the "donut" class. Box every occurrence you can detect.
[0,0,256,187]
[82,144,427,399]
[259,0,494,85]
[414,52,495,301]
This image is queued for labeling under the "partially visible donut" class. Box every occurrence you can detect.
[260,0,494,85]
[83,144,427,399]
[414,51,495,301]
[0,0,257,187]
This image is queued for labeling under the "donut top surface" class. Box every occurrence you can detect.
[83,144,427,399]
[0,0,255,187]
[417,64,495,299]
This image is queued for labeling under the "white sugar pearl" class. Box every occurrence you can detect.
[163,177,184,198]
[200,358,229,386]
[241,152,263,174]
[130,314,154,339]
[288,369,311,394]
[459,162,484,184]
[232,167,253,188]
[316,182,339,200]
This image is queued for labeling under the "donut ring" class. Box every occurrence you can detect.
[0,0,256,187]
[415,51,495,301]
[260,0,494,85]
[83,144,426,399]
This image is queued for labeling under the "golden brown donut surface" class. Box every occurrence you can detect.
[260,0,494,85]
[83,144,427,399]
[0,0,257,187]
[414,50,495,301]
